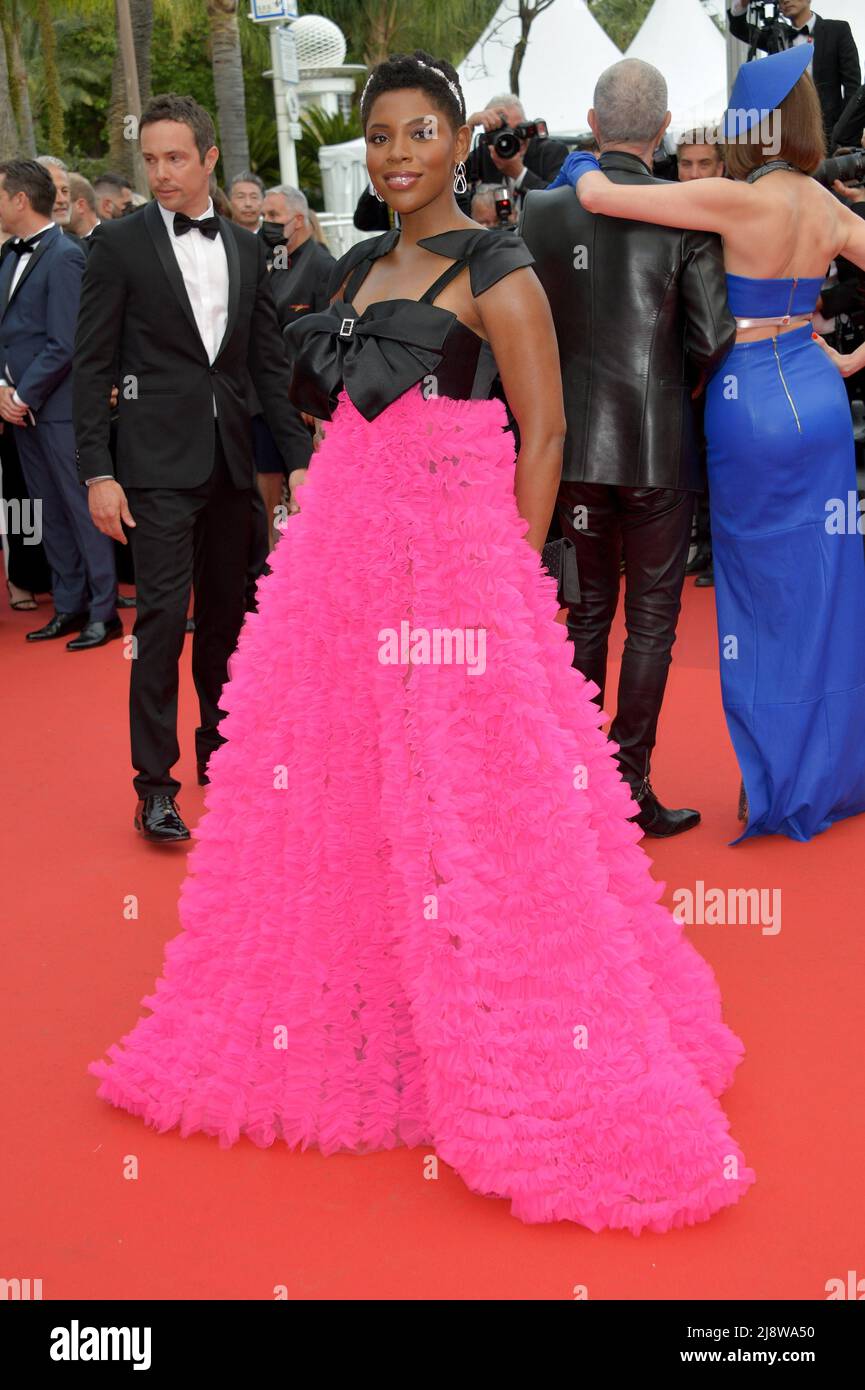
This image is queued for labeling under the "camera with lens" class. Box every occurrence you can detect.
[813,150,865,189]
[493,188,514,224]
[741,2,795,55]
[480,119,549,160]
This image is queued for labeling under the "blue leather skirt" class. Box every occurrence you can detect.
[704,324,865,841]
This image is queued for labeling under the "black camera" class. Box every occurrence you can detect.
[741,2,795,57]
[814,150,865,189]
[480,119,549,160]
[493,188,514,223]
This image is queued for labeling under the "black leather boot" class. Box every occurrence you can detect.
[685,545,712,576]
[628,778,701,838]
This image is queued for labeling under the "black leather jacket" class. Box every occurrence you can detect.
[519,151,735,489]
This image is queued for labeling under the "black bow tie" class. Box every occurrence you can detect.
[173,211,220,240]
[1,233,44,261]
[791,25,812,38]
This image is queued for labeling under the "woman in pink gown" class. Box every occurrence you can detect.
[88,50,755,1234]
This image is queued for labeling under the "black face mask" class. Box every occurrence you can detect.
[259,220,288,249]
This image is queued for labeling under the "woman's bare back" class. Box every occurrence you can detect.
[722,171,846,281]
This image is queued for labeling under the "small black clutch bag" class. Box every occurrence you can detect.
[541,536,580,607]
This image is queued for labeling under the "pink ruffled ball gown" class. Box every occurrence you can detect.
[89,227,755,1233]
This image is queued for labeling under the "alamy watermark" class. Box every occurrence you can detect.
[0,497,42,544]
[378,621,486,675]
[672,880,781,935]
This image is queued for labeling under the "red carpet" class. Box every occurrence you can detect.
[3,581,863,1299]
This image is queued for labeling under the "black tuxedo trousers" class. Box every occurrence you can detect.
[125,427,255,798]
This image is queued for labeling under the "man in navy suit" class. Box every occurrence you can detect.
[0,159,118,647]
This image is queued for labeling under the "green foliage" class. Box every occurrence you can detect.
[245,111,281,189]
[586,0,653,52]
[296,105,362,208]
[8,0,650,186]
[297,0,501,68]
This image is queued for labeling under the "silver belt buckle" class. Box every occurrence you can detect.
[339,317,355,338]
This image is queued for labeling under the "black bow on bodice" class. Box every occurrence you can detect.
[285,297,459,422]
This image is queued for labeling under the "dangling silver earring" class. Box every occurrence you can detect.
[453,161,467,195]
[369,180,384,202]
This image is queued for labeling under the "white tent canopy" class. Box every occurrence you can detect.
[318,135,368,217]
[457,0,621,136]
[626,0,728,136]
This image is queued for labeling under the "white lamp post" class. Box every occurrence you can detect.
[248,0,302,185]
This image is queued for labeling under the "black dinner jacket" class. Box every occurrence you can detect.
[519,152,735,490]
[73,198,297,488]
[728,10,861,141]
[268,235,336,343]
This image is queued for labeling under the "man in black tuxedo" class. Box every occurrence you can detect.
[520,59,736,838]
[73,93,298,844]
[727,2,861,146]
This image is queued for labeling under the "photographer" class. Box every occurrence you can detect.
[465,94,568,204]
[727,3,860,145]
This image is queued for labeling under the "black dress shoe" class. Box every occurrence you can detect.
[134,795,190,843]
[25,610,87,642]
[685,546,712,576]
[66,616,123,650]
[628,779,701,838]
[695,567,714,588]
[196,760,210,786]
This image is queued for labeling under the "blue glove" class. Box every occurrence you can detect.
[546,151,601,190]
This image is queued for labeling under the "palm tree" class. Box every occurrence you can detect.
[22,0,249,183]
[36,0,64,152]
[206,0,249,181]
[108,0,153,180]
[0,7,20,158]
[1,2,37,155]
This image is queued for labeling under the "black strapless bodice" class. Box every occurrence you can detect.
[285,227,535,422]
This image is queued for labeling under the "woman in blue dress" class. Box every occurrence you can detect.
[571,47,865,843]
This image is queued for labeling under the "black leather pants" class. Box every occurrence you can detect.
[556,482,694,793]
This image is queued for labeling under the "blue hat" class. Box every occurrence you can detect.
[720,43,813,139]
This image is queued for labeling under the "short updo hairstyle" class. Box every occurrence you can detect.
[360,49,466,132]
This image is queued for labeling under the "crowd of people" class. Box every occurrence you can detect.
[3,8,865,852]
[0,1,860,1234]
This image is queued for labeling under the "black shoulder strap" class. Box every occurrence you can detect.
[419,256,469,305]
[342,256,373,304]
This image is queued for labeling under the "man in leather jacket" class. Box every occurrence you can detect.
[520,58,736,838]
